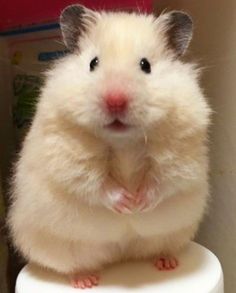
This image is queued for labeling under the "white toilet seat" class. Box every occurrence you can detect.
[15,242,224,293]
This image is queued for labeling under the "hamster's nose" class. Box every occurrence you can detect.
[105,93,128,114]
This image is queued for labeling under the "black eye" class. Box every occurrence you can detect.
[90,57,99,71]
[140,58,151,74]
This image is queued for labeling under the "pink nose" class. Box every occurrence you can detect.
[105,93,128,114]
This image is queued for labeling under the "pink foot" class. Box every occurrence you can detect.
[154,256,179,271]
[71,274,100,289]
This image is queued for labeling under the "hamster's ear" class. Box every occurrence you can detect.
[157,11,193,56]
[60,4,98,52]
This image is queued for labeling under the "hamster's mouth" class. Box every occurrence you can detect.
[105,119,130,131]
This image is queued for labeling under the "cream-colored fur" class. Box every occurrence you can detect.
[8,9,211,276]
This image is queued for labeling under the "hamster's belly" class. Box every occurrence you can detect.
[32,189,206,243]
[40,202,133,243]
[128,190,207,237]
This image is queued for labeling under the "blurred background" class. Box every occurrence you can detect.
[0,0,235,292]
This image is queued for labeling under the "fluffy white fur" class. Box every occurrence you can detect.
[8,8,211,277]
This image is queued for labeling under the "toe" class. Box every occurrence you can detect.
[89,275,99,285]
[123,191,134,200]
[84,278,93,288]
[170,257,178,269]
[114,204,132,214]
[163,258,171,270]
[71,274,100,289]
[155,259,164,270]
[154,256,179,271]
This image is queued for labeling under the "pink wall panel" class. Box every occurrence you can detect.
[0,0,152,31]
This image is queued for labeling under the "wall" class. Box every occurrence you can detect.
[0,170,8,293]
[0,0,152,32]
[0,40,15,181]
[154,1,236,292]
[0,39,14,293]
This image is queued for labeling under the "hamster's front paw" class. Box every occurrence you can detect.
[106,188,135,214]
[135,179,160,212]
[102,180,135,214]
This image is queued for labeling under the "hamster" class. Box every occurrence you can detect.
[8,4,211,289]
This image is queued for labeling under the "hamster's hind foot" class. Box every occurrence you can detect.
[71,273,100,289]
[154,255,179,271]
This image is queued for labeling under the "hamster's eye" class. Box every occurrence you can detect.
[90,57,99,72]
[140,58,151,74]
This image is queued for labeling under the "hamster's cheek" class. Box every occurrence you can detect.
[143,106,168,127]
[71,100,107,130]
[130,91,170,129]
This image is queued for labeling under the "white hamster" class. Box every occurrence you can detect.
[8,4,211,289]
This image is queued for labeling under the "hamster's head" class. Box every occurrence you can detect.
[46,5,207,145]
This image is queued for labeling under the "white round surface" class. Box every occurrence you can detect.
[16,242,224,293]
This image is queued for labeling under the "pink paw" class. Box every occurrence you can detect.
[134,190,150,211]
[135,180,159,212]
[154,256,179,271]
[71,274,99,289]
[113,190,135,214]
